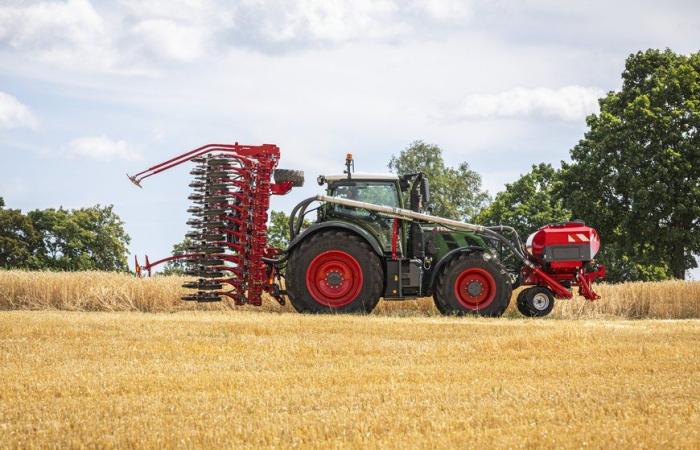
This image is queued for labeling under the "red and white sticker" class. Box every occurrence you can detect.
[567,233,590,243]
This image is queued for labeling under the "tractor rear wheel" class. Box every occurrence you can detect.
[516,286,554,317]
[433,252,511,317]
[286,230,383,314]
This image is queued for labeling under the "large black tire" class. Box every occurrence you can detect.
[286,230,383,314]
[433,252,512,317]
[274,169,305,187]
[516,286,555,317]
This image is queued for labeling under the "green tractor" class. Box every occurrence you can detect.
[283,154,515,316]
[129,144,605,318]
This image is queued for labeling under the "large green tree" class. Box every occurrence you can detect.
[388,141,489,221]
[476,163,570,239]
[559,49,700,280]
[0,197,40,269]
[29,205,130,271]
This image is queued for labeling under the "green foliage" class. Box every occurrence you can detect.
[559,49,700,280]
[476,164,570,239]
[161,237,193,275]
[267,210,290,250]
[0,198,40,269]
[267,210,311,250]
[388,140,489,221]
[27,205,130,271]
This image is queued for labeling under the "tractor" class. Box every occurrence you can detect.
[128,143,605,318]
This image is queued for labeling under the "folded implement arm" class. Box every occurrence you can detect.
[128,143,296,305]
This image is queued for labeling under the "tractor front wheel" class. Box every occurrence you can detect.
[516,286,555,317]
[286,230,383,314]
[433,253,511,317]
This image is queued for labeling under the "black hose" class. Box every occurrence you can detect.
[486,225,526,257]
[288,197,318,240]
[479,228,527,262]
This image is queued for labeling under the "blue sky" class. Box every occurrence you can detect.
[1,0,698,277]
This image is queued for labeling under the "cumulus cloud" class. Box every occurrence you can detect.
[451,86,604,121]
[0,91,36,129]
[228,0,471,50]
[0,0,474,71]
[0,0,113,68]
[66,136,142,161]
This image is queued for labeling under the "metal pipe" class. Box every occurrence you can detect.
[315,195,487,233]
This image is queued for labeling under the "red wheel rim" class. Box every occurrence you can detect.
[305,250,363,308]
[453,267,496,310]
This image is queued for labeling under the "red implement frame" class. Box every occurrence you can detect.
[129,142,288,306]
[521,263,606,301]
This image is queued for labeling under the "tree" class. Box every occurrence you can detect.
[267,210,292,250]
[476,164,571,239]
[0,197,40,269]
[266,210,311,250]
[559,49,700,280]
[161,237,193,275]
[29,205,130,271]
[388,141,489,221]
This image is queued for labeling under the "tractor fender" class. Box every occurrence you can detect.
[286,221,384,257]
[427,245,484,293]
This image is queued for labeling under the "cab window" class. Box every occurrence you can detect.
[330,182,400,217]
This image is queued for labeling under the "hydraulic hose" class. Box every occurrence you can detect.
[288,197,318,241]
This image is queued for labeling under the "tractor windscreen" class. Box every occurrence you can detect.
[330,182,400,218]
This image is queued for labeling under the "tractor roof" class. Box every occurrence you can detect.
[324,173,399,182]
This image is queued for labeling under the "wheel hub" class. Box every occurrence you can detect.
[466,281,483,297]
[305,250,363,308]
[532,292,550,310]
[453,267,497,311]
[326,271,343,287]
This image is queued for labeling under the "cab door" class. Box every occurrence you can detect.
[326,180,402,253]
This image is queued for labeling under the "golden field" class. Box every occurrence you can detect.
[1,271,699,448]
[0,311,698,448]
[1,270,699,319]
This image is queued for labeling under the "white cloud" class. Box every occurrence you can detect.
[228,0,471,50]
[451,86,604,121]
[416,0,471,22]
[130,19,208,62]
[0,0,476,71]
[67,136,142,161]
[248,0,405,44]
[0,0,113,68]
[0,91,36,128]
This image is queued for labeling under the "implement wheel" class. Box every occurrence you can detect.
[516,286,554,317]
[433,252,511,317]
[274,169,305,187]
[287,230,383,313]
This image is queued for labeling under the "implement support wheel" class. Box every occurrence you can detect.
[516,286,555,317]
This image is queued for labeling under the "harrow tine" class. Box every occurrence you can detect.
[181,293,222,302]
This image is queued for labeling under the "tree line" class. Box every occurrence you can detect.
[0,199,130,271]
[2,49,697,281]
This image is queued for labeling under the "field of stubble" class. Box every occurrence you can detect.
[0,311,699,449]
[1,271,699,448]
